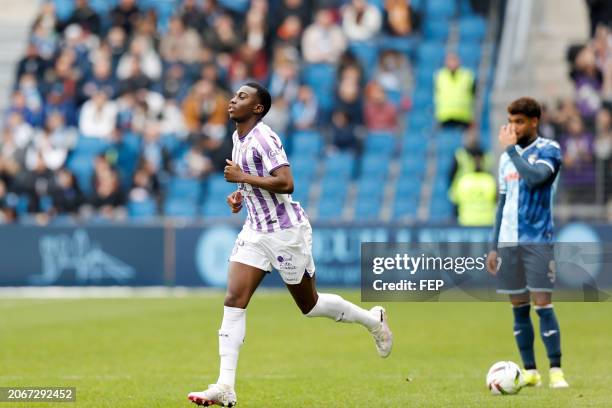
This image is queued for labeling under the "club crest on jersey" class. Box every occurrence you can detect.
[527,154,537,164]
[276,251,296,270]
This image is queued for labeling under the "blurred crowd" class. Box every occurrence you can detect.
[0,0,426,223]
[551,20,612,204]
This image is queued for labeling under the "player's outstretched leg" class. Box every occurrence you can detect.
[286,273,393,358]
[188,262,266,406]
[534,300,568,388]
[511,300,541,387]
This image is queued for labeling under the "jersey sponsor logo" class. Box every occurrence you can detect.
[276,251,297,270]
[504,172,520,182]
[268,148,283,159]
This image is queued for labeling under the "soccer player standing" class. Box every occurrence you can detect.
[188,83,393,407]
[486,97,569,389]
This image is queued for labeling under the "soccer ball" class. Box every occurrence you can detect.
[486,361,523,395]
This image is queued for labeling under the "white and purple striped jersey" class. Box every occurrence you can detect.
[232,122,307,232]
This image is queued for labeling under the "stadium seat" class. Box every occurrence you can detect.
[364,133,397,156]
[357,177,386,199]
[53,0,74,21]
[457,43,482,68]
[291,155,317,180]
[167,177,202,201]
[73,136,111,156]
[354,197,381,220]
[292,131,322,157]
[378,36,417,59]
[66,154,95,195]
[218,0,249,13]
[320,175,349,199]
[459,16,488,43]
[164,198,197,217]
[128,198,157,219]
[398,157,427,178]
[406,111,434,134]
[425,0,457,19]
[323,152,355,179]
[302,64,336,113]
[429,199,454,222]
[317,196,344,220]
[207,175,237,198]
[201,196,231,217]
[417,42,447,67]
[349,41,379,76]
[424,19,450,41]
[393,196,419,219]
[290,184,310,207]
[360,154,390,179]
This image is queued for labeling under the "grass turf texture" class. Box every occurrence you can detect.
[1,292,611,407]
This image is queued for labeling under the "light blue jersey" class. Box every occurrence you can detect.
[498,137,562,243]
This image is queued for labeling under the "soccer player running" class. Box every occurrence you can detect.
[188,82,393,407]
[486,97,569,389]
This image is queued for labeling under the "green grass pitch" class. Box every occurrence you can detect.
[2,291,611,407]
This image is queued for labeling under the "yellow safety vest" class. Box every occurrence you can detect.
[434,68,475,123]
[455,171,496,226]
[449,148,493,203]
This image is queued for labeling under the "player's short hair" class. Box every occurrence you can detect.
[244,81,271,118]
[507,97,541,119]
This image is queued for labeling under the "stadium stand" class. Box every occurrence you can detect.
[1,0,500,225]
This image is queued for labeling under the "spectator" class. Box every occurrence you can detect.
[383,0,420,36]
[594,108,612,201]
[330,110,359,152]
[264,97,290,137]
[434,52,475,129]
[15,151,54,213]
[117,35,162,82]
[45,112,78,151]
[79,90,118,139]
[336,64,364,124]
[106,26,128,70]
[268,49,300,102]
[373,49,413,98]
[290,85,318,130]
[454,154,496,226]
[274,0,311,33]
[182,79,229,141]
[160,16,202,65]
[203,14,242,55]
[110,0,141,36]
[78,59,117,104]
[160,63,190,102]
[129,160,160,204]
[50,168,83,214]
[560,115,596,197]
[342,0,383,42]
[90,167,126,218]
[0,179,17,224]
[363,81,398,131]
[16,43,47,82]
[302,8,347,64]
[30,14,59,61]
[60,0,101,36]
[245,0,268,52]
[179,0,208,33]
[570,45,602,126]
[448,131,492,206]
[585,0,612,37]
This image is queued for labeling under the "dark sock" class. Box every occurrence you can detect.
[536,305,562,368]
[512,303,536,370]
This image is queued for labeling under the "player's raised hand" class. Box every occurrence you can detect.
[224,159,244,183]
[486,250,499,276]
[226,190,243,213]
[498,124,518,146]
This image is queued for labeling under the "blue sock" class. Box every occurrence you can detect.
[512,303,536,369]
[536,305,562,368]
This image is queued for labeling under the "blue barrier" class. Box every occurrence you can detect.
[0,223,610,290]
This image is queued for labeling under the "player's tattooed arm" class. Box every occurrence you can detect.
[224,159,294,194]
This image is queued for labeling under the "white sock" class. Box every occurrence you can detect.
[217,306,246,388]
[305,293,379,331]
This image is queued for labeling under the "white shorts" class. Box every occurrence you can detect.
[229,222,316,284]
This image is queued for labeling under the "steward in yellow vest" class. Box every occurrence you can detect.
[434,53,475,127]
[455,155,496,226]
